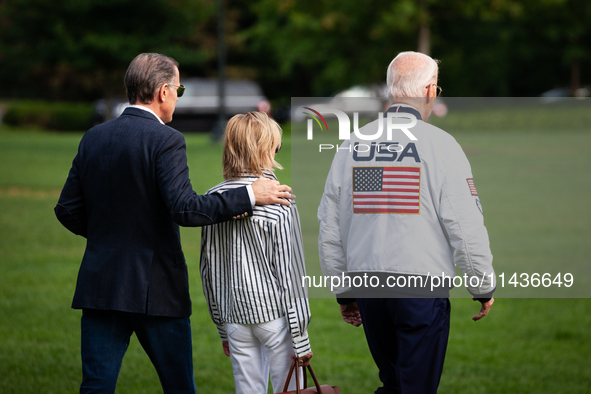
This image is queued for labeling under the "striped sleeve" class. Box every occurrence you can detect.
[200,225,227,340]
[274,203,312,357]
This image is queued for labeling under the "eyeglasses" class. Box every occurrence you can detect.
[169,84,186,97]
[275,142,282,154]
[428,84,442,97]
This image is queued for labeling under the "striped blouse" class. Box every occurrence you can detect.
[200,172,311,357]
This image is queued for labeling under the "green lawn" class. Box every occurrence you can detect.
[1,124,590,393]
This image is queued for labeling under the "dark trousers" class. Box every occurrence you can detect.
[80,309,197,394]
[356,298,450,394]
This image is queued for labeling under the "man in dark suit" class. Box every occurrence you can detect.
[55,53,293,393]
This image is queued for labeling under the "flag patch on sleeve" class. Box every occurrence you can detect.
[467,178,478,196]
[352,166,420,214]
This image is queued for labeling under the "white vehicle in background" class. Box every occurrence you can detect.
[540,86,590,103]
[94,78,271,131]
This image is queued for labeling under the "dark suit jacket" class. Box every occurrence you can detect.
[55,107,252,317]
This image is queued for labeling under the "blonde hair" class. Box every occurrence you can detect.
[223,112,283,180]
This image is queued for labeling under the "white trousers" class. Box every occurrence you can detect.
[225,316,301,394]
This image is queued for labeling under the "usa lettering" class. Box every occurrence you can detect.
[352,142,421,162]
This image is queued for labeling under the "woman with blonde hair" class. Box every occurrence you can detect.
[200,111,312,393]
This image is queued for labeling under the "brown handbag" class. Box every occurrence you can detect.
[278,358,340,394]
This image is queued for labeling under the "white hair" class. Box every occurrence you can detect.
[386,51,439,99]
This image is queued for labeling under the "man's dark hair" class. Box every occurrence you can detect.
[124,53,179,104]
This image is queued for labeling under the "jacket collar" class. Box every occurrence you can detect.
[239,170,277,181]
[385,104,423,121]
[121,106,163,123]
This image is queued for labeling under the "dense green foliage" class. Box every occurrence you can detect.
[0,0,219,100]
[2,101,93,131]
[0,0,589,102]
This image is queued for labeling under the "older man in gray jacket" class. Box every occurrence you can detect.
[318,51,495,394]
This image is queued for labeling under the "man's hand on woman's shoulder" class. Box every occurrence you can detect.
[251,177,294,207]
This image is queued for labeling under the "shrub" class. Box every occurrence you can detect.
[2,101,93,131]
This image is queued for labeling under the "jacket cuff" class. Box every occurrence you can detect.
[469,286,496,301]
[336,292,356,305]
[292,332,312,357]
[217,324,227,341]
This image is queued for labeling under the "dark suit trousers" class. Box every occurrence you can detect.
[80,309,197,394]
[356,298,450,394]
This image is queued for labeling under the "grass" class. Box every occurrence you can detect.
[1,114,591,393]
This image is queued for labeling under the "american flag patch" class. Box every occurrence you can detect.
[353,166,420,214]
[467,178,478,196]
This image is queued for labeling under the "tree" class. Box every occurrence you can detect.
[0,0,588,101]
[243,0,420,98]
[242,0,539,98]
[0,0,218,100]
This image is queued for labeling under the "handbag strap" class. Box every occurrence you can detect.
[294,359,301,394]
[282,359,298,393]
[282,358,323,394]
[306,364,322,392]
